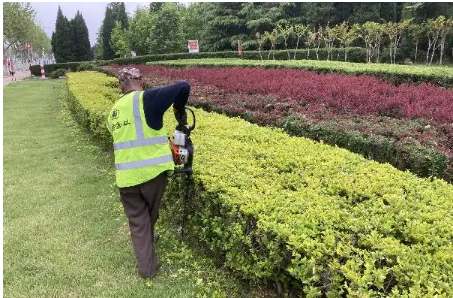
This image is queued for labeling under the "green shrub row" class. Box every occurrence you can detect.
[30,47,366,76]
[147,58,453,89]
[65,71,120,148]
[190,101,450,182]
[30,62,95,77]
[66,71,453,297]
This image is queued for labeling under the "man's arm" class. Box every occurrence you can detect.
[142,81,190,130]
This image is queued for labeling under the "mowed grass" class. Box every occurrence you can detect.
[3,79,264,298]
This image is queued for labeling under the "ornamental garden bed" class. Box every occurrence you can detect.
[65,71,453,297]
[104,64,453,182]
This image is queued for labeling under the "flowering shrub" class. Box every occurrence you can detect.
[67,71,453,297]
[146,58,453,89]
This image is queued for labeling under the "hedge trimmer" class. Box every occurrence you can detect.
[169,107,196,239]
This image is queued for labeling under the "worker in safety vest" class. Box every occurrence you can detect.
[107,67,190,279]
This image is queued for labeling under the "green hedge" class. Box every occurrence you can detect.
[30,48,366,76]
[66,71,453,297]
[110,47,367,65]
[65,71,119,147]
[30,62,85,77]
[147,58,453,88]
[188,100,450,182]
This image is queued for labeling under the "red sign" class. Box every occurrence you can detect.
[188,40,199,53]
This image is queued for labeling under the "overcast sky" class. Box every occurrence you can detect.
[31,2,147,47]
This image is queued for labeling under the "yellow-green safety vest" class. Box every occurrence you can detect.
[107,91,174,188]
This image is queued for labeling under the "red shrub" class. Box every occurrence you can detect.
[112,64,453,124]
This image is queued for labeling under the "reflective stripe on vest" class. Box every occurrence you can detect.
[113,136,169,150]
[115,154,173,170]
[114,91,171,170]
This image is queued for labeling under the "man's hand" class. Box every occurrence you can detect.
[174,108,188,126]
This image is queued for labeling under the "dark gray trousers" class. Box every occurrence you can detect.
[119,172,168,278]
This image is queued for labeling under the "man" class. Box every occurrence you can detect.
[107,67,190,279]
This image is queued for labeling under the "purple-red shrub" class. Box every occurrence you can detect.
[115,64,453,124]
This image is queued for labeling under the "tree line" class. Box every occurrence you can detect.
[254,16,453,65]
[49,2,453,65]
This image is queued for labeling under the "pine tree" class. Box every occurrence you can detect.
[51,6,76,63]
[203,3,246,51]
[102,5,116,60]
[71,11,91,61]
[111,2,129,29]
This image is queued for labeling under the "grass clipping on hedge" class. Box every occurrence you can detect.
[67,71,453,298]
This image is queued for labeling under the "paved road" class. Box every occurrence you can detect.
[3,71,33,86]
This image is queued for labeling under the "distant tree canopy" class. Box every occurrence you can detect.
[3,2,52,58]
[51,6,91,63]
[90,2,453,64]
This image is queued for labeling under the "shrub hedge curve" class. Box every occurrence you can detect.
[65,71,453,298]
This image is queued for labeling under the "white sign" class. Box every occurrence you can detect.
[188,40,199,53]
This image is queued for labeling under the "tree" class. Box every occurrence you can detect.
[111,2,129,29]
[426,17,444,65]
[255,32,265,60]
[334,22,359,62]
[276,24,292,60]
[322,23,336,60]
[51,6,76,63]
[384,20,411,64]
[380,3,397,22]
[292,24,308,59]
[101,5,116,60]
[240,3,282,50]
[181,2,206,43]
[360,22,384,63]
[300,3,335,26]
[264,29,277,59]
[402,3,453,23]
[111,20,130,57]
[149,2,164,12]
[149,3,184,54]
[348,3,381,24]
[408,23,425,63]
[71,11,91,61]
[93,25,104,60]
[202,3,246,51]
[128,7,154,55]
[3,2,36,52]
[438,17,453,64]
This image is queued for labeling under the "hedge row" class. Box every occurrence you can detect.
[66,71,453,297]
[64,71,120,147]
[31,47,366,76]
[102,65,452,182]
[147,58,453,89]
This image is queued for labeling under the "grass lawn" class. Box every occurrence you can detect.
[3,79,270,298]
